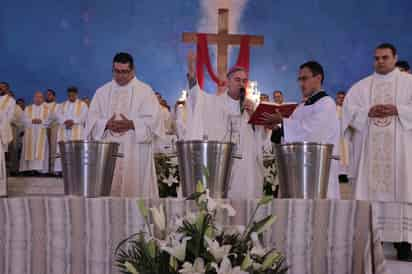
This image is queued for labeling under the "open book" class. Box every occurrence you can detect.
[248,102,298,125]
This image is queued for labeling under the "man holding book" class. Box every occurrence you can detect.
[259,61,340,198]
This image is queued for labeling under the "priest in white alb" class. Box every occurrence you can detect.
[262,61,340,199]
[184,52,271,199]
[0,83,16,196]
[54,86,88,172]
[342,43,412,261]
[85,52,163,198]
[45,89,59,173]
[19,91,52,173]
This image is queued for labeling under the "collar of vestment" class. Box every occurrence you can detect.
[373,67,399,80]
[112,76,137,89]
[304,90,328,106]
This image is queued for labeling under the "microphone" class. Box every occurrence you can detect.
[239,87,246,114]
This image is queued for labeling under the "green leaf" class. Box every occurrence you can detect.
[169,256,178,271]
[185,191,205,201]
[196,181,205,193]
[241,254,252,271]
[258,195,273,206]
[124,261,139,274]
[251,215,277,235]
[137,200,149,218]
[147,240,156,258]
[262,250,282,270]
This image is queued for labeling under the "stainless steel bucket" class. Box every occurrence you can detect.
[176,140,238,198]
[58,141,122,197]
[274,142,334,199]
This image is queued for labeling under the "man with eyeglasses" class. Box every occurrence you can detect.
[185,51,271,199]
[261,61,341,199]
[342,43,412,261]
[85,52,163,198]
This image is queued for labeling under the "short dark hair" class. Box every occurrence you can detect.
[396,60,410,71]
[46,89,56,97]
[16,98,25,104]
[273,90,283,95]
[67,86,78,94]
[0,82,10,88]
[299,61,325,84]
[336,90,346,96]
[113,52,134,70]
[227,66,248,78]
[376,43,397,56]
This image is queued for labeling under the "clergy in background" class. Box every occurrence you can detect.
[185,51,270,199]
[85,52,163,198]
[54,86,88,172]
[262,61,340,199]
[45,89,59,174]
[19,91,51,174]
[0,83,16,196]
[342,43,412,261]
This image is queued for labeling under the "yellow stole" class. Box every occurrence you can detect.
[58,100,83,142]
[0,95,11,111]
[24,104,49,161]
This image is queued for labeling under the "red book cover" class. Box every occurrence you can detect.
[248,102,298,125]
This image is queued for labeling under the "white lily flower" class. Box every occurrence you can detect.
[162,236,191,262]
[179,257,206,274]
[150,205,166,232]
[207,196,236,217]
[162,174,178,187]
[124,261,139,274]
[213,257,248,274]
[250,232,266,257]
[204,236,231,262]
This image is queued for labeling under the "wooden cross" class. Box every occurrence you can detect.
[182,8,264,81]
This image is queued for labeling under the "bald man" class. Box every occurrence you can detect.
[19,91,52,174]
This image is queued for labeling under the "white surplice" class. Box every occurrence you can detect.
[283,93,341,199]
[54,99,88,172]
[337,105,349,175]
[342,68,412,202]
[19,103,51,173]
[0,95,16,196]
[185,84,270,199]
[85,77,163,198]
[45,102,59,172]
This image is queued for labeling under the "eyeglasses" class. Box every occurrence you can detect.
[297,75,316,82]
[113,68,132,75]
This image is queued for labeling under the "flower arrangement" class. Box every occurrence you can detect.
[115,183,288,274]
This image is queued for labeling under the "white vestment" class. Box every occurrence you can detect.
[175,104,187,139]
[0,95,16,196]
[19,103,51,173]
[54,99,88,172]
[85,77,163,198]
[283,93,341,199]
[337,106,349,175]
[342,68,412,202]
[45,102,59,173]
[185,84,270,199]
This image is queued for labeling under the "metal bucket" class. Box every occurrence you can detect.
[176,140,238,198]
[274,142,334,199]
[58,141,122,197]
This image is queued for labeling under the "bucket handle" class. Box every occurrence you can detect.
[113,153,124,158]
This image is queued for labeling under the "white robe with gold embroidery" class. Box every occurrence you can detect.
[19,103,51,173]
[0,95,16,195]
[85,77,163,198]
[342,68,412,202]
[54,99,88,172]
[46,102,59,173]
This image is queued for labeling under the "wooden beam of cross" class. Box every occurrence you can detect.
[183,8,264,81]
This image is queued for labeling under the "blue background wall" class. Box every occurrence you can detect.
[1,0,411,104]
